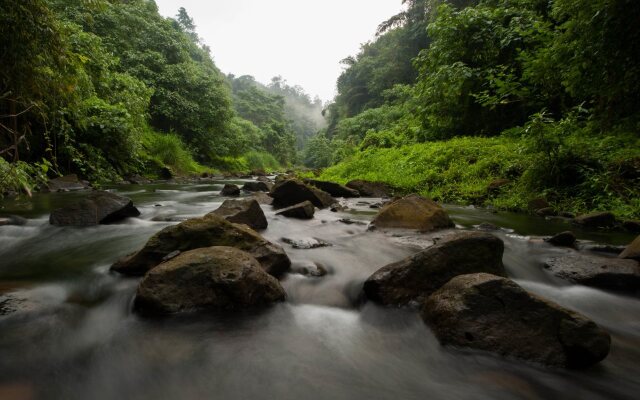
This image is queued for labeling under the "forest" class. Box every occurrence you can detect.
[1,0,639,218]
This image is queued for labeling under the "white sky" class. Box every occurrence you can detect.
[153,0,404,102]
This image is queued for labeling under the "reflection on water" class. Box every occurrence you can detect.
[0,182,638,399]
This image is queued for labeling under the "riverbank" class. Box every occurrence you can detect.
[307,135,640,220]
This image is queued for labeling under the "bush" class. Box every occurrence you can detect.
[141,129,208,175]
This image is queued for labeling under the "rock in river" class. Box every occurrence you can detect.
[135,246,285,314]
[364,231,505,306]
[220,184,240,197]
[50,191,140,226]
[111,214,290,277]
[275,201,315,219]
[345,180,392,197]
[545,231,577,247]
[208,199,267,230]
[423,273,611,368]
[370,194,454,232]
[619,235,640,260]
[544,252,640,291]
[242,181,272,192]
[270,179,335,209]
[304,179,360,198]
[573,212,616,228]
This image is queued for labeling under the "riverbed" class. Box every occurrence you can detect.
[0,180,638,400]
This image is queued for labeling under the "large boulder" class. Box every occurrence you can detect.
[208,199,267,230]
[220,184,240,197]
[545,231,577,247]
[345,180,392,197]
[304,179,359,198]
[364,231,505,306]
[242,181,272,192]
[573,212,616,228]
[370,194,454,232]
[619,235,640,260]
[544,253,640,290]
[50,191,140,226]
[110,214,290,277]
[270,179,335,209]
[275,201,315,219]
[423,273,611,368]
[135,246,285,314]
[248,192,274,205]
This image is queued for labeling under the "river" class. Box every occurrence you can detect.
[0,179,638,400]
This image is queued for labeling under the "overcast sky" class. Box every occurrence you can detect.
[153,0,404,102]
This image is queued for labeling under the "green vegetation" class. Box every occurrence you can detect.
[0,0,312,196]
[305,0,640,218]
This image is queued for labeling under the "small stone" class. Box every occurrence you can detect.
[546,231,577,247]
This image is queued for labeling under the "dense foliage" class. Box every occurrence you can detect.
[0,0,308,194]
[306,0,640,217]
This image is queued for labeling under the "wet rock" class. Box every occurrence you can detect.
[364,231,505,306]
[476,222,498,231]
[422,273,611,368]
[256,176,271,183]
[281,237,332,249]
[220,184,240,197]
[304,179,360,198]
[0,215,27,226]
[135,246,285,314]
[345,180,392,197]
[619,236,640,260]
[275,174,294,183]
[50,191,140,226]
[622,220,640,233]
[573,212,616,228]
[250,169,267,176]
[546,231,577,247]
[338,218,367,226]
[292,261,329,277]
[579,244,625,254]
[275,201,315,219]
[270,179,335,209]
[125,174,150,185]
[544,253,640,290]
[370,194,454,232]
[527,197,550,211]
[111,214,290,277]
[46,174,90,192]
[242,181,272,192]
[248,192,274,205]
[208,199,267,230]
[536,207,557,217]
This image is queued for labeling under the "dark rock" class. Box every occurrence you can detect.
[305,179,360,198]
[476,222,499,231]
[0,215,27,226]
[248,192,274,205]
[364,231,505,306]
[573,212,616,228]
[345,180,392,197]
[256,176,271,183]
[330,202,347,212]
[220,184,240,197]
[422,273,611,368]
[270,179,335,209]
[371,194,455,232]
[338,218,367,226]
[536,207,557,217]
[619,235,640,260]
[281,237,332,249]
[275,174,294,183]
[135,246,285,314]
[528,197,550,211]
[275,201,315,219]
[544,253,640,290]
[110,214,290,277]
[292,261,329,277]
[560,211,576,219]
[546,231,577,247]
[159,166,173,180]
[46,174,90,192]
[125,174,150,185]
[250,169,267,176]
[50,191,140,226]
[242,181,272,192]
[622,220,640,233]
[208,199,267,230]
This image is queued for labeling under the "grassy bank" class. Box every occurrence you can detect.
[314,135,640,219]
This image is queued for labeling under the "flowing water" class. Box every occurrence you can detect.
[0,180,638,400]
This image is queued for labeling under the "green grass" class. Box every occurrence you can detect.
[317,135,640,219]
[141,129,211,175]
[210,151,281,173]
